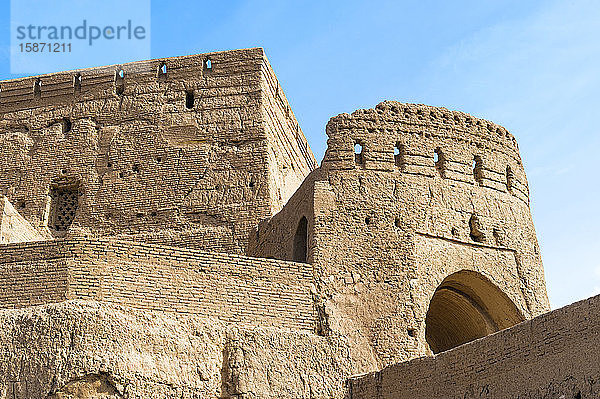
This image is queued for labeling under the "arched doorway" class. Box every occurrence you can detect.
[293,216,308,263]
[425,270,524,354]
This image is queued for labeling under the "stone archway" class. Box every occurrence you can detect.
[425,270,525,354]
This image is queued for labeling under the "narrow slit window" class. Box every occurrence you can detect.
[205,58,212,70]
[33,79,42,99]
[73,74,82,93]
[62,118,72,133]
[434,148,445,177]
[473,156,483,184]
[185,90,195,109]
[506,165,514,192]
[158,62,167,81]
[293,216,308,263]
[394,143,405,168]
[354,141,364,166]
[115,69,125,95]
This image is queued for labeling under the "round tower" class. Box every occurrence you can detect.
[251,101,550,369]
[316,101,550,366]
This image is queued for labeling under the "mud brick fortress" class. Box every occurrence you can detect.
[0,48,598,398]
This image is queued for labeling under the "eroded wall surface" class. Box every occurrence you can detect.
[349,294,600,398]
[0,48,315,254]
[0,300,357,399]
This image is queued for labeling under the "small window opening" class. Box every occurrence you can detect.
[62,118,72,133]
[434,148,445,177]
[293,216,308,263]
[156,157,162,163]
[506,165,514,192]
[204,58,212,70]
[158,62,167,81]
[354,141,364,166]
[365,216,371,225]
[73,74,82,93]
[469,214,485,243]
[49,184,79,232]
[115,69,125,95]
[394,143,405,168]
[185,90,195,109]
[394,217,401,228]
[473,156,483,184]
[407,328,416,338]
[33,79,42,99]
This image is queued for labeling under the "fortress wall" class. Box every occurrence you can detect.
[349,294,600,399]
[0,239,317,331]
[317,102,546,307]
[0,48,315,254]
[0,240,71,308]
[0,301,355,399]
[261,56,318,213]
[248,169,320,263]
[254,102,550,367]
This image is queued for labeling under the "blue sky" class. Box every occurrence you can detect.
[1,0,598,308]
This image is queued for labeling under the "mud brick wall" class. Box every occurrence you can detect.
[261,55,317,214]
[0,239,317,331]
[0,48,315,254]
[0,240,71,308]
[248,170,319,263]
[251,101,550,370]
[349,294,600,398]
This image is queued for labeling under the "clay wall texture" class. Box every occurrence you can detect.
[0,301,356,399]
[252,101,550,368]
[0,196,49,243]
[0,48,315,253]
[349,293,600,399]
[0,239,316,331]
[0,49,570,397]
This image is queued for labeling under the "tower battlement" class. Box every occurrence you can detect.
[323,101,528,204]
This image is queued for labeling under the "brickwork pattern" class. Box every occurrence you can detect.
[0,239,316,331]
[349,294,600,398]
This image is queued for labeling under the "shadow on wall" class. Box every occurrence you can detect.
[425,270,525,353]
[293,216,308,263]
